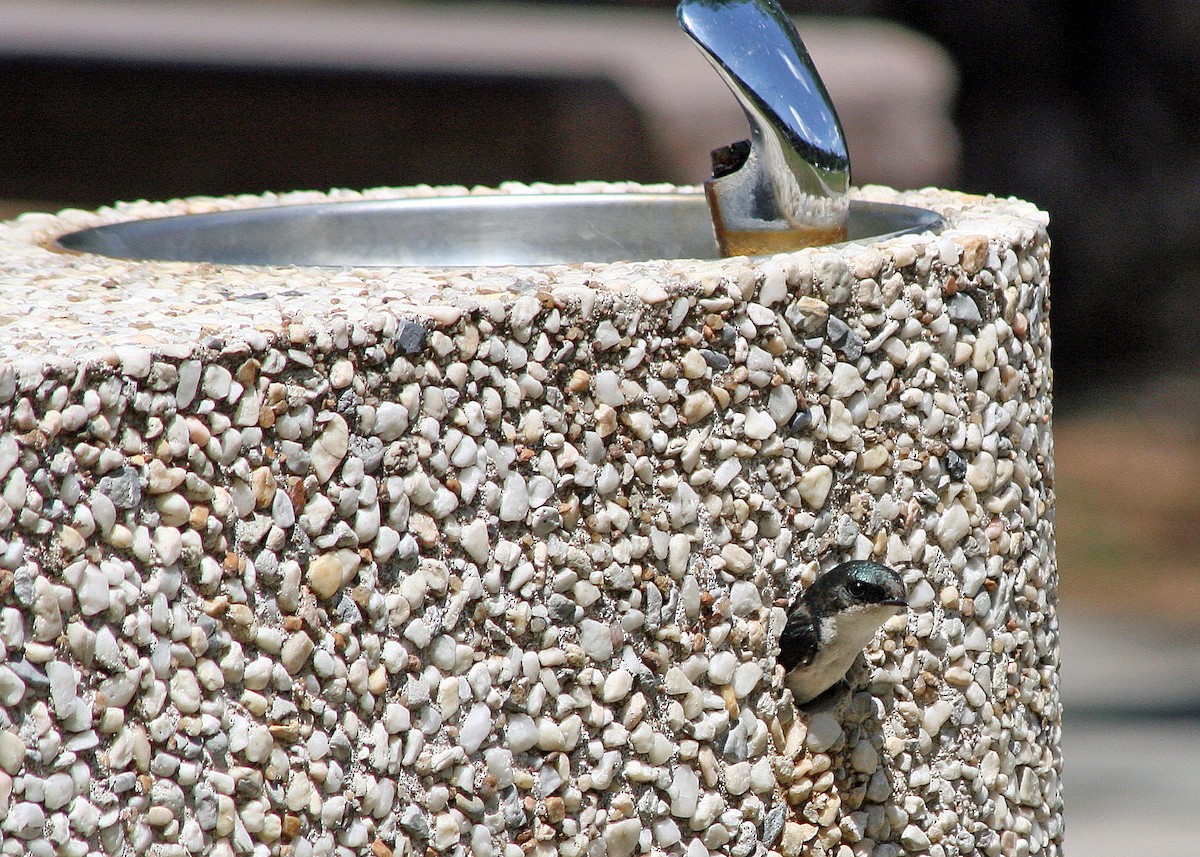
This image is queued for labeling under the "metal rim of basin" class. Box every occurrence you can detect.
[54,192,943,268]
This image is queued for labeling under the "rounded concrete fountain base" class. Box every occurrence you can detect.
[0,183,1059,856]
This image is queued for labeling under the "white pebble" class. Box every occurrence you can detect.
[936,504,971,550]
[579,619,614,662]
[706,652,737,686]
[460,703,492,754]
[602,669,634,703]
[742,409,776,441]
[729,581,762,615]
[604,818,642,857]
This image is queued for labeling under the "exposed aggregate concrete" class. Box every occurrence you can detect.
[0,183,1059,856]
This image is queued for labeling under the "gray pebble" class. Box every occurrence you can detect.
[96,467,142,509]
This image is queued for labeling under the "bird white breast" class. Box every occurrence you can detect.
[784,604,902,704]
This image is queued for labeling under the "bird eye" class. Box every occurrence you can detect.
[848,579,881,601]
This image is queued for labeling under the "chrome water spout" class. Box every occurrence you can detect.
[678,0,851,256]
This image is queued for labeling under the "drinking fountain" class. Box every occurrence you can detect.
[54,0,935,267]
[0,1,1060,854]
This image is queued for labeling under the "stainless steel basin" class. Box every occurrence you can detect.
[56,192,942,267]
[55,1,944,269]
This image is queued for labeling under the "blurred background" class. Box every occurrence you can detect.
[2,0,1197,853]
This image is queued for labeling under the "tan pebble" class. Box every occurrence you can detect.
[858,445,890,472]
[408,512,439,547]
[423,306,463,326]
[567,370,590,392]
[721,685,739,718]
[720,543,753,575]
[680,349,707,379]
[783,720,808,756]
[368,665,388,695]
[155,493,191,527]
[635,279,670,304]
[595,404,618,438]
[252,467,276,509]
[269,723,301,743]
[241,690,269,716]
[793,296,829,333]
[281,631,314,674]
[797,465,833,508]
[890,244,917,268]
[59,525,85,555]
[944,666,973,687]
[189,505,210,530]
[958,234,990,275]
[236,358,260,386]
[682,392,714,423]
[186,417,211,446]
[781,821,817,855]
[226,604,254,626]
[330,359,355,389]
[544,795,566,823]
[307,553,344,600]
[107,524,133,549]
[311,415,349,483]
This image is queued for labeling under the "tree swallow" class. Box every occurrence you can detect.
[778,561,908,705]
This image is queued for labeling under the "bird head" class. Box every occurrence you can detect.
[804,561,908,616]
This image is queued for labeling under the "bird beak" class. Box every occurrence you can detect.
[883,598,908,608]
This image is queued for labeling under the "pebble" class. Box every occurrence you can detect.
[280,631,314,675]
[706,652,737,686]
[499,473,530,523]
[797,465,833,508]
[724,761,751,795]
[922,700,955,735]
[506,715,538,754]
[731,663,762,699]
[827,362,864,398]
[42,771,75,810]
[826,315,863,359]
[729,581,762,615]
[682,391,715,423]
[900,824,932,850]
[602,669,634,703]
[306,553,344,600]
[0,730,24,774]
[804,713,843,753]
[743,409,776,440]
[947,293,981,325]
[96,467,141,509]
[460,703,492,754]
[6,802,45,839]
[604,818,642,857]
[170,669,202,713]
[311,415,348,483]
[936,504,972,550]
[720,544,753,576]
[579,619,614,662]
[850,740,879,774]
